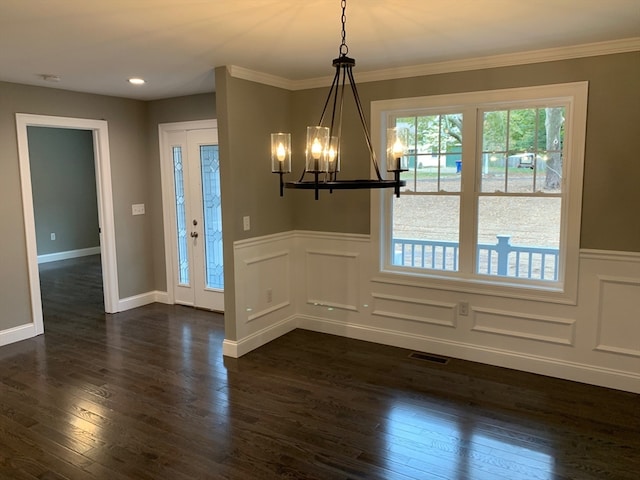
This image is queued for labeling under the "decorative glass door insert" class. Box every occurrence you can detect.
[165,126,223,311]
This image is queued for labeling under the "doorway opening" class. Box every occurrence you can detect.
[16,114,119,336]
[27,125,105,318]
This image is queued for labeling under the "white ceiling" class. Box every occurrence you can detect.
[1,0,639,100]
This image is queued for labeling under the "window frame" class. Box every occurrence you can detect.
[370,82,588,304]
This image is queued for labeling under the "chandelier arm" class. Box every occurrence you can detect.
[331,64,349,181]
[346,66,383,180]
[298,68,336,184]
[326,67,342,182]
[318,67,342,126]
[328,64,343,141]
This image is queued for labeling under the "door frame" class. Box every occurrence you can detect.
[158,119,218,306]
[16,114,120,333]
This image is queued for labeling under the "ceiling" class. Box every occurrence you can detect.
[1,0,639,100]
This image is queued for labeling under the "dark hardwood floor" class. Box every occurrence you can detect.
[0,254,638,479]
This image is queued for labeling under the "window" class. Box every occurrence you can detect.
[371,83,587,302]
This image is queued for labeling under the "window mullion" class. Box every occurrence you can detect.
[457,106,478,275]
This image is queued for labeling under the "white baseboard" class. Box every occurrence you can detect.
[153,291,170,304]
[223,316,297,358]
[116,290,168,312]
[297,314,640,394]
[37,246,101,264]
[0,323,39,347]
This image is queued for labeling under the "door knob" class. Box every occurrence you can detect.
[190,231,199,238]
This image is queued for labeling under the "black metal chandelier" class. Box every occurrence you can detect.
[271,0,408,200]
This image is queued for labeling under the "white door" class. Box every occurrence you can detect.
[163,125,224,311]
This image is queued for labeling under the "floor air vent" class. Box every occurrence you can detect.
[409,352,450,365]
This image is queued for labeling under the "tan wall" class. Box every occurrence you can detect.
[215,51,639,340]
[286,52,640,252]
[1,50,637,337]
[28,127,99,255]
[146,93,216,291]
[0,82,152,330]
[215,67,294,340]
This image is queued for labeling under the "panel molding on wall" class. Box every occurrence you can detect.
[372,293,457,328]
[244,251,291,323]
[233,232,295,342]
[304,249,360,312]
[595,274,640,358]
[471,307,576,346]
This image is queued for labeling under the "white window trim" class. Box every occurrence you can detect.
[370,82,588,305]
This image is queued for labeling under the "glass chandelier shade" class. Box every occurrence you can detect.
[387,127,409,171]
[305,126,330,173]
[271,133,291,173]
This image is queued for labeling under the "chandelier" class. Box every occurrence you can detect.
[271,0,408,200]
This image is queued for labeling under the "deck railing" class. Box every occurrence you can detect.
[392,235,559,281]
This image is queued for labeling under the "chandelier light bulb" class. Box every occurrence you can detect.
[392,138,404,157]
[327,145,337,162]
[311,138,323,160]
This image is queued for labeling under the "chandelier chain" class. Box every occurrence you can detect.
[339,0,348,56]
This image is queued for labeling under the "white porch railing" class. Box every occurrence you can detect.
[393,235,559,281]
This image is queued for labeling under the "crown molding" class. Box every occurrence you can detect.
[226,65,293,90]
[229,37,640,91]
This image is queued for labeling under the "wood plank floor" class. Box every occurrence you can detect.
[0,254,638,479]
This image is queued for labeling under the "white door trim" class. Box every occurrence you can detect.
[158,119,218,305]
[15,114,120,334]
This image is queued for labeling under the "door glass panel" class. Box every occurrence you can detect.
[200,145,224,289]
[172,146,190,285]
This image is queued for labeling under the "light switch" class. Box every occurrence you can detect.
[243,216,250,231]
[132,203,145,215]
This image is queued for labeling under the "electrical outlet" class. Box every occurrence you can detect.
[459,302,469,316]
[243,216,250,231]
[266,288,273,303]
[132,203,145,215]
[50,233,56,241]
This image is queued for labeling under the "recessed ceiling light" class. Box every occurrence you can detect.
[128,78,146,85]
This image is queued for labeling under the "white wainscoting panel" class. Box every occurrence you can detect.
[305,249,360,311]
[244,251,291,322]
[372,293,457,328]
[471,307,576,346]
[227,233,640,393]
[595,275,640,357]
[233,232,296,344]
